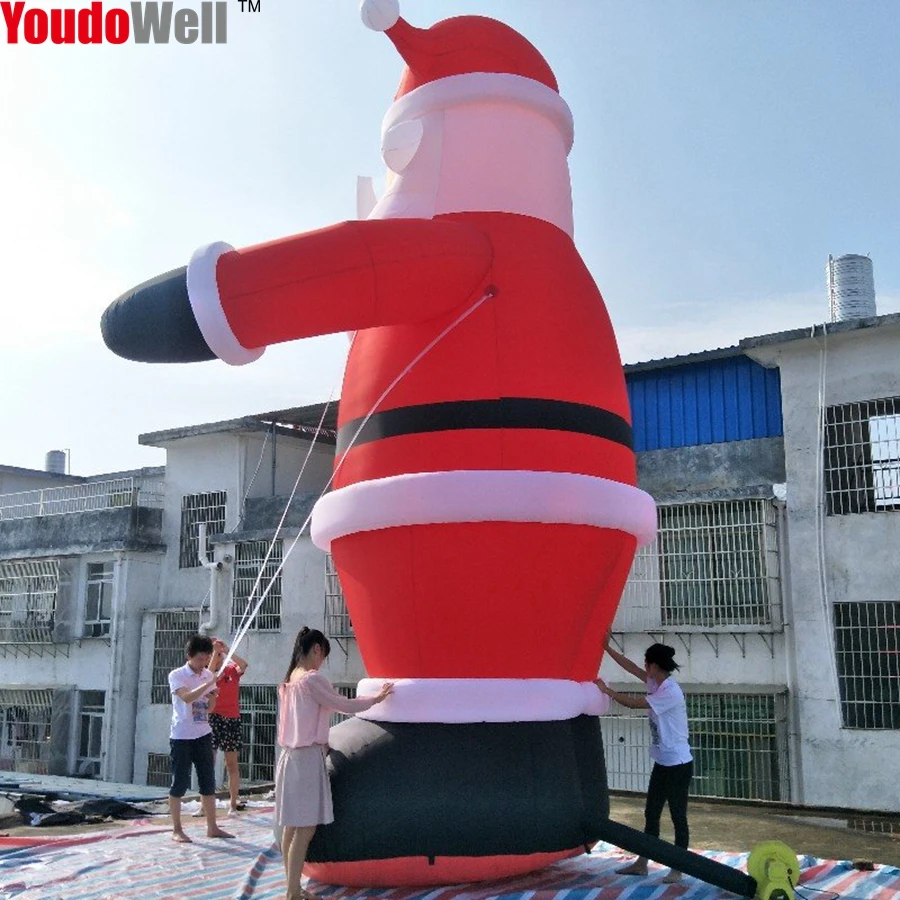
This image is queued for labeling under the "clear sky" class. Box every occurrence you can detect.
[1,1,897,477]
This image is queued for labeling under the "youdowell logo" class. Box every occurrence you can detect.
[1,1,228,44]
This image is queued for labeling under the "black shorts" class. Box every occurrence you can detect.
[169,733,215,797]
[209,713,243,752]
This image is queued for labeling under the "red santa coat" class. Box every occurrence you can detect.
[191,209,654,683]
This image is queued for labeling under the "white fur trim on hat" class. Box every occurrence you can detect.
[310,469,657,550]
[186,242,265,367]
[360,0,399,32]
[355,678,610,723]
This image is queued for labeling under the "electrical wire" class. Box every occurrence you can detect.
[231,424,271,533]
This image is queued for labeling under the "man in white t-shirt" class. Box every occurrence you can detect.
[596,641,693,883]
[167,634,234,843]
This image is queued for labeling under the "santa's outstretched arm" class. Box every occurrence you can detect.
[101,218,494,365]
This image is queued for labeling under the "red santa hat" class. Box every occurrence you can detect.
[360,0,573,151]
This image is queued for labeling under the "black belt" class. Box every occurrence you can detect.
[336,398,633,455]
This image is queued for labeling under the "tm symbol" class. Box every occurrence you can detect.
[238,0,260,10]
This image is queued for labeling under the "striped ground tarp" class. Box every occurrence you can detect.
[0,808,897,900]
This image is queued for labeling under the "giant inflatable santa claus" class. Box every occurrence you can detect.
[102,0,656,886]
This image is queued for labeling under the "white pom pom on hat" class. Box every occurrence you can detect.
[360,0,400,32]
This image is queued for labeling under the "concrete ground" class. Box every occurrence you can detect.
[610,792,900,868]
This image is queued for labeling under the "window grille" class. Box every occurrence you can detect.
[238,684,277,784]
[150,610,200,704]
[325,554,353,638]
[601,691,789,802]
[76,690,105,778]
[84,562,113,638]
[825,398,900,515]
[0,559,60,645]
[614,499,780,631]
[232,540,282,632]
[179,491,227,568]
[330,684,357,728]
[0,688,54,775]
[146,752,170,787]
[600,708,652,792]
[834,601,900,729]
[688,693,788,801]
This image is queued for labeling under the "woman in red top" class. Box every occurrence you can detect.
[209,639,249,813]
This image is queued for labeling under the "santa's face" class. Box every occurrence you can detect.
[367,74,575,236]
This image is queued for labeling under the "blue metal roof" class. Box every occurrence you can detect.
[626,355,783,451]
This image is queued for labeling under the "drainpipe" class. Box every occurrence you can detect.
[776,495,805,806]
[103,552,127,782]
[198,523,232,636]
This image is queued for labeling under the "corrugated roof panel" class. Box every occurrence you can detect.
[626,356,783,452]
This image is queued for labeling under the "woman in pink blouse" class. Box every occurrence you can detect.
[276,626,392,900]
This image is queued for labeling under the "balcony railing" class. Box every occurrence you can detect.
[0,477,163,522]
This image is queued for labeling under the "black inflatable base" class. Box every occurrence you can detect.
[306,715,608,863]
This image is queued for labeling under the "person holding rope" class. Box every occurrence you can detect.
[167,634,234,842]
[209,638,249,813]
[596,641,693,883]
[276,627,393,900]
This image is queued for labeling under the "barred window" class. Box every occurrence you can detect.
[325,554,353,638]
[601,690,789,801]
[146,752,170,787]
[0,689,53,775]
[687,693,787,801]
[76,690,105,777]
[834,601,900,729]
[179,491,227,568]
[150,610,199,704]
[232,540,282,632]
[328,684,358,728]
[239,684,277,784]
[658,500,779,627]
[825,398,900,515]
[0,559,60,645]
[84,562,113,637]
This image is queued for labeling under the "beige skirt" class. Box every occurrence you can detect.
[274,744,334,828]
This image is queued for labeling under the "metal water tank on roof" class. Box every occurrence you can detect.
[826,254,876,322]
[45,450,67,474]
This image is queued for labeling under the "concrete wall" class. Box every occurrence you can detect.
[598,633,787,690]
[104,552,163,782]
[154,433,243,615]
[0,507,163,559]
[747,321,900,811]
[243,432,334,500]
[637,437,785,499]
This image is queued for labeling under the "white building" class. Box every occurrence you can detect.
[1,314,898,812]
[601,311,900,813]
